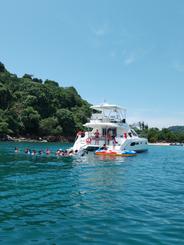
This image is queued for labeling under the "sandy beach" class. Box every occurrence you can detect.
[148,143,170,146]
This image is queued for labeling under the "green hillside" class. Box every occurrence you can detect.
[0,62,91,141]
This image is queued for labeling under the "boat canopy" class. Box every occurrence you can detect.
[91,103,125,111]
[84,122,119,128]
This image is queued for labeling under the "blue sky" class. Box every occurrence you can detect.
[0,0,184,128]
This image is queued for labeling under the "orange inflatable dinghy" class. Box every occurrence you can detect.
[95,149,136,157]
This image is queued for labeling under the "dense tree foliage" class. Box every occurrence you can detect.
[0,62,91,140]
[133,122,184,143]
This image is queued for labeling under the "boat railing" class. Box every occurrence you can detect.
[91,112,126,122]
[84,132,125,145]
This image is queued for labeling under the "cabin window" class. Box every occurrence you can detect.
[130,142,139,146]
[107,128,117,137]
[128,132,132,137]
[102,128,117,137]
[131,129,138,136]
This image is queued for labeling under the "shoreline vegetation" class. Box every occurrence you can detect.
[0,135,74,143]
[131,122,184,145]
[1,61,184,144]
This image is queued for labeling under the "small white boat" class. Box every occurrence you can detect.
[72,103,148,154]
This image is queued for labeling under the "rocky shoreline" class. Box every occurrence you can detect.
[0,135,75,143]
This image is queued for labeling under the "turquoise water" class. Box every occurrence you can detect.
[0,142,184,245]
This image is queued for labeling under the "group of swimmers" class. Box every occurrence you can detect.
[14,147,78,157]
[55,149,77,156]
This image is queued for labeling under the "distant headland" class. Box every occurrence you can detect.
[131,123,184,144]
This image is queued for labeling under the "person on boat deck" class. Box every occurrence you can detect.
[107,133,111,145]
[94,129,100,138]
[94,129,100,144]
[100,144,108,150]
[112,135,118,148]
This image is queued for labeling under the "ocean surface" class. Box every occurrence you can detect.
[0,142,184,245]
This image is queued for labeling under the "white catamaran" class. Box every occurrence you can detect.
[72,103,148,154]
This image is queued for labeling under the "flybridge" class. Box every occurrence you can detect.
[90,103,125,111]
[90,103,126,123]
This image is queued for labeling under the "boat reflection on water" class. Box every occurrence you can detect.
[95,154,125,161]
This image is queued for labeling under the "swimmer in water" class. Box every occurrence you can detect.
[46,149,51,155]
[32,150,37,156]
[38,150,43,155]
[14,147,19,153]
